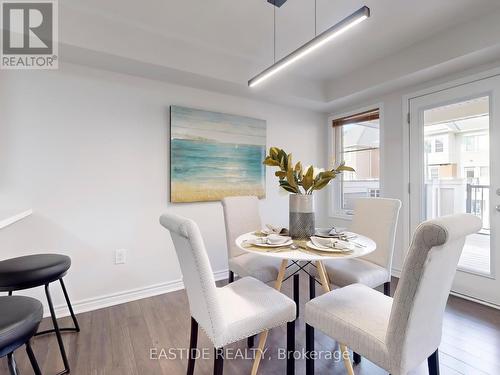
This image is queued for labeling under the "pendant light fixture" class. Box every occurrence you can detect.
[248,5,370,87]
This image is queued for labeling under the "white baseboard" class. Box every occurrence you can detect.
[391,268,499,310]
[51,268,230,318]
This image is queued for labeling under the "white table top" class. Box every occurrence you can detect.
[235,231,376,262]
[0,209,33,230]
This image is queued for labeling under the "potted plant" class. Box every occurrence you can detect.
[263,147,354,239]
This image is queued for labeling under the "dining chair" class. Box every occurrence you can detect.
[221,196,282,284]
[160,212,297,375]
[304,213,482,375]
[323,198,401,296]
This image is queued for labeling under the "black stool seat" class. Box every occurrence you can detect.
[0,296,43,358]
[0,254,71,292]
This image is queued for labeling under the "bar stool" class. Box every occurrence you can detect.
[0,296,43,375]
[0,254,80,375]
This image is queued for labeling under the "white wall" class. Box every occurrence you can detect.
[327,61,500,274]
[0,63,328,314]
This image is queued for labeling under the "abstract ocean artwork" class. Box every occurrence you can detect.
[170,106,266,203]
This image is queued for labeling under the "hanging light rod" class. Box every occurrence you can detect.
[248,6,370,87]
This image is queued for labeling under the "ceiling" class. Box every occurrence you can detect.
[60,0,500,111]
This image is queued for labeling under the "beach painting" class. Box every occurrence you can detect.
[170,106,266,203]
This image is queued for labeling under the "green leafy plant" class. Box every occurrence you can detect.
[263,147,355,195]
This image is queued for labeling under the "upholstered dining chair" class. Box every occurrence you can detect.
[304,213,481,375]
[160,212,297,375]
[221,196,282,284]
[323,198,401,296]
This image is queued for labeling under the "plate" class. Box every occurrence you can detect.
[306,240,353,253]
[247,239,294,248]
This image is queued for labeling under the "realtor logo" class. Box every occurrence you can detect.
[1,0,58,69]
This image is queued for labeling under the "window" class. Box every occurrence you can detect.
[332,109,380,214]
[465,167,475,179]
[425,141,432,153]
[464,135,478,152]
[435,138,444,152]
[430,167,439,180]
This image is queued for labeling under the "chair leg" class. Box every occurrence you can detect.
[228,271,234,284]
[45,283,71,374]
[26,340,42,375]
[59,278,81,332]
[287,321,295,375]
[293,273,300,317]
[247,335,255,348]
[8,291,12,296]
[214,347,224,375]
[428,349,440,375]
[305,324,314,375]
[384,281,391,296]
[353,352,361,364]
[187,317,198,375]
[7,353,18,375]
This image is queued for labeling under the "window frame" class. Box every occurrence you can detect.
[328,104,384,220]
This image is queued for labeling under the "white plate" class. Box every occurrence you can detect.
[247,239,294,248]
[306,240,353,253]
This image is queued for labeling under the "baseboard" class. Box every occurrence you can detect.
[391,268,499,310]
[51,268,230,318]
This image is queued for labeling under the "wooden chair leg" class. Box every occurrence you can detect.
[214,347,224,375]
[228,271,234,284]
[427,349,440,375]
[187,317,199,375]
[287,321,295,375]
[384,281,391,296]
[305,324,314,375]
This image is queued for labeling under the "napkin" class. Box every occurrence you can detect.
[261,224,288,235]
[252,234,291,245]
[310,236,354,250]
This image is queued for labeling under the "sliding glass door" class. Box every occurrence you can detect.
[409,75,500,307]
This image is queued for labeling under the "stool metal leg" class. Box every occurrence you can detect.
[59,278,80,332]
[7,353,18,375]
[45,283,70,374]
[26,340,42,375]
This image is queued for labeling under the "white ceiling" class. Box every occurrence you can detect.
[61,0,500,111]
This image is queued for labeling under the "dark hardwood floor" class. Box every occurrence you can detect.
[2,277,499,374]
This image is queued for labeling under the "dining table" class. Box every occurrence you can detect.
[235,230,376,375]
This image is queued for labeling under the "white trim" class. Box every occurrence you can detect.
[327,103,384,219]
[0,209,33,230]
[450,291,500,310]
[50,269,230,318]
[391,268,500,310]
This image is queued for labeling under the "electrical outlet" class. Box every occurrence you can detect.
[115,249,127,264]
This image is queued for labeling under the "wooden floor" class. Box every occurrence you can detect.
[2,277,500,375]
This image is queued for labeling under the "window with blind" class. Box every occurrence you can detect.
[332,109,380,214]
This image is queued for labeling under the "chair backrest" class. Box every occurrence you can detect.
[386,214,481,374]
[221,196,262,258]
[159,212,225,341]
[351,198,401,271]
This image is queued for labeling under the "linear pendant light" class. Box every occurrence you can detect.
[248,6,370,87]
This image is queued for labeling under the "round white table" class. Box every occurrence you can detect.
[235,231,376,375]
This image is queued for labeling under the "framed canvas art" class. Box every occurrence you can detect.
[170,106,266,202]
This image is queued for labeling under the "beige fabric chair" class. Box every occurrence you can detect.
[222,196,282,283]
[324,198,401,296]
[160,212,296,375]
[304,213,481,375]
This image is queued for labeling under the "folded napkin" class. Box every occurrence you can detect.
[251,234,291,245]
[310,236,354,251]
[261,224,288,235]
